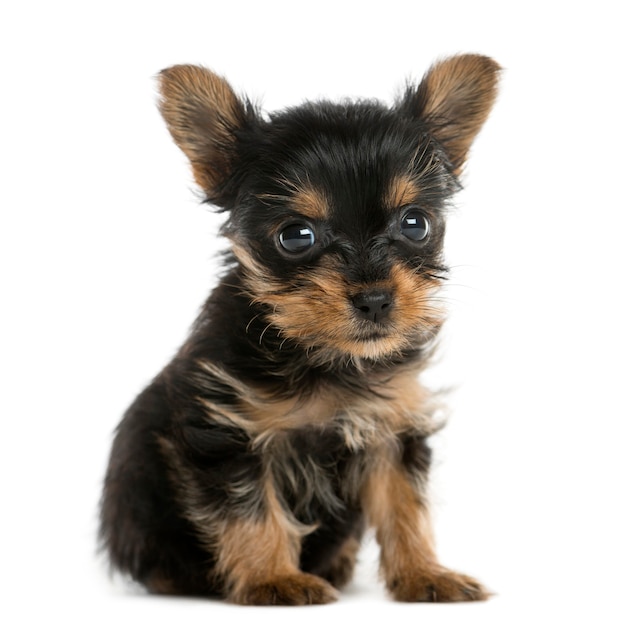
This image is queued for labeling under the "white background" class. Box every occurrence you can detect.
[2,1,619,624]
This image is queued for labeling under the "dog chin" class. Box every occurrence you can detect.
[340,334,407,361]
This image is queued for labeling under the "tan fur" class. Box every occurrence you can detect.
[214,474,337,604]
[159,430,282,590]
[363,448,436,572]
[362,446,489,601]
[291,185,331,220]
[229,247,445,363]
[258,180,331,222]
[195,357,440,450]
[385,175,420,209]
[158,65,246,194]
[215,478,305,589]
[415,55,500,173]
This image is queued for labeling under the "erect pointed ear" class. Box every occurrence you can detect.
[402,54,501,174]
[158,65,251,203]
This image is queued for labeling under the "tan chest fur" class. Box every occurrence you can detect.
[195,359,439,451]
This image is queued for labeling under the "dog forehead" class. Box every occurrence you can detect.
[259,102,428,222]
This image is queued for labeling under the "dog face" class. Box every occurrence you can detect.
[158,57,499,363]
[227,106,453,362]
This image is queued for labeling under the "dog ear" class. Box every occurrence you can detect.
[158,65,251,203]
[401,54,500,174]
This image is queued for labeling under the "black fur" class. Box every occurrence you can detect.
[223,101,455,281]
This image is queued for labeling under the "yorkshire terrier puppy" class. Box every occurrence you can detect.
[100,54,500,605]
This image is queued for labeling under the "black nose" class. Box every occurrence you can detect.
[351,289,393,323]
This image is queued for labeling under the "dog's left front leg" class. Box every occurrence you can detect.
[362,445,489,602]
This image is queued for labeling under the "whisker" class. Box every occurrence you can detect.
[258,323,273,345]
[245,314,262,334]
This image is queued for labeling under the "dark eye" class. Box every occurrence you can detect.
[400,209,430,242]
[278,223,316,254]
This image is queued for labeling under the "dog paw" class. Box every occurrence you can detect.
[234,572,338,605]
[388,568,490,602]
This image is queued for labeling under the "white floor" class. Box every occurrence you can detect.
[11,528,617,626]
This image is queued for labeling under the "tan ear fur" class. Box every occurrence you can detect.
[158,65,247,197]
[414,54,500,173]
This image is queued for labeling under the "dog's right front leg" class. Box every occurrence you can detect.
[213,478,338,605]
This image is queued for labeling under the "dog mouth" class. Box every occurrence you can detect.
[359,331,390,342]
[333,315,411,359]
[341,302,443,358]
[352,321,393,342]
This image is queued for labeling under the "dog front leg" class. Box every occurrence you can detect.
[214,477,338,605]
[362,449,489,602]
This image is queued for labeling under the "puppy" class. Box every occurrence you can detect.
[100,54,500,605]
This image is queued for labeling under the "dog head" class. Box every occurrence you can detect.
[158,55,499,364]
